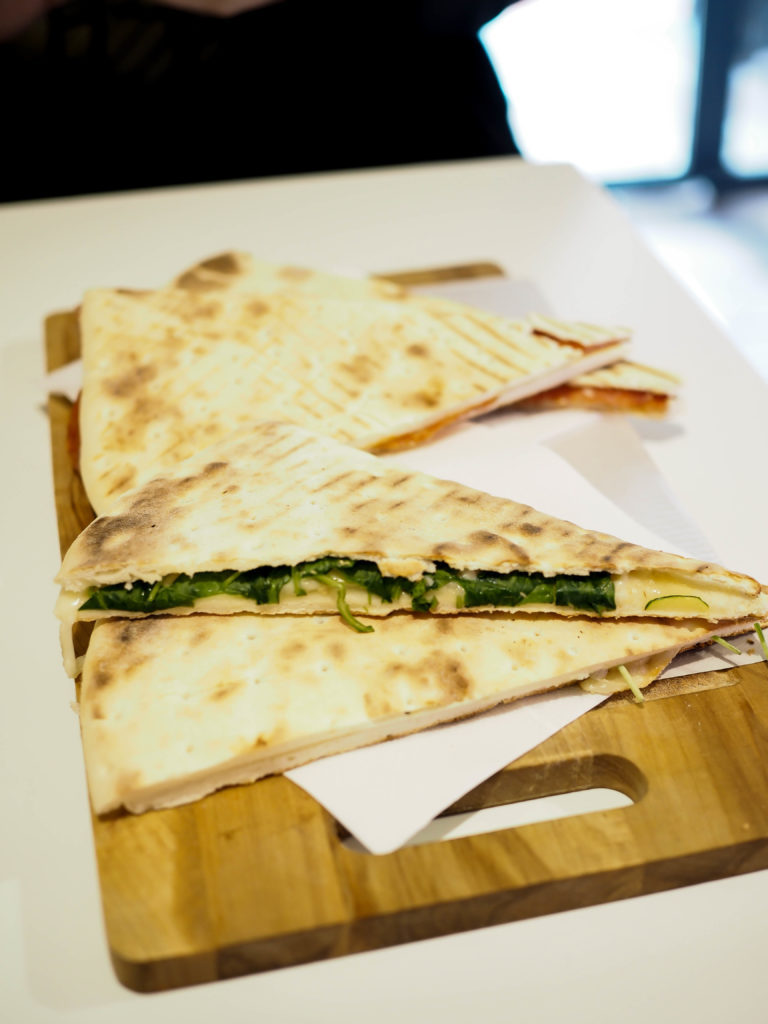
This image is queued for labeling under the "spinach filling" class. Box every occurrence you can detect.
[80,557,616,632]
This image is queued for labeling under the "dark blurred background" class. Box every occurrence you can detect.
[0,0,521,203]
[4,0,767,201]
[2,0,766,378]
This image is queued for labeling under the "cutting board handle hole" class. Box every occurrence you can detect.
[339,753,646,851]
[406,786,634,848]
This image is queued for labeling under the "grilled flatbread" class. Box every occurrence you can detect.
[79,610,756,815]
[77,252,630,514]
[55,421,768,676]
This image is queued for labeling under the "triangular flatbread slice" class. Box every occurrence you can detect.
[55,421,768,677]
[223,265,679,417]
[76,252,629,513]
[78,610,756,815]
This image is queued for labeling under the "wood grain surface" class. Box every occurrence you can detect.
[46,270,768,994]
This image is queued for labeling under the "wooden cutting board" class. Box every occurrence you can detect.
[46,264,768,994]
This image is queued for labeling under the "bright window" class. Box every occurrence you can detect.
[481,0,701,183]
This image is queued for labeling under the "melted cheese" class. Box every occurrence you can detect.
[59,621,82,679]
[580,651,675,695]
[613,570,760,620]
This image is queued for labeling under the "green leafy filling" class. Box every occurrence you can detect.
[457,570,616,614]
[80,557,616,627]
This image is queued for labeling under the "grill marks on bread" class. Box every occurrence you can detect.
[80,461,229,568]
[198,254,241,275]
[77,252,632,513]
[89,619,160,693]
[58,420,753,595]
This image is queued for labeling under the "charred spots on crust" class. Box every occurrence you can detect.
[208,681,244,702]
[88,623,157,689]
[116,619,160,645]
[339,354,376,384]
[601,542,632,563]
[445,487,480,504]
[432,541,463,559]
[469,530,502,545]
[377,649,474,709]
[308,470,362,494]
[255,418,283,436]
[175,270,223,292]
[102,363,158,398]
[384,660,406,676]
[406,343,430,358]
[246,300,270,318]
[503,541,533,563]
[126,479,174,514]
[198,253,240,275]
[122,460,228,514]
[408,376,445,408]
[364,690,395,718]
[132,394,175,425]
[101,396,176,467]
[91,666,113,690]
[251,721,288,749]
[440,656,472,700]
[519,522,543,535]
[82,512,153,555]
[501,507,533,529]
[279,640,307,661]
[104,469,138,499]
[410,389,441,408]
[350,497,376,513]
[468,530,531,563]
[188,622,213,646]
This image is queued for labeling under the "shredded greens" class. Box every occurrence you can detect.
[711,635,742,655]
[618,664,645,704]
[755,623,768,661]
[80,557,616,631]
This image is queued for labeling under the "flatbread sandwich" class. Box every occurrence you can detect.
[56,420,768,678]
[75,252,633,514]
[201,269,682,416]
[78,607,761,816]
[517,359,681,418]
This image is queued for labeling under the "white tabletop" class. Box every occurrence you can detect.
[2,157,767,1023]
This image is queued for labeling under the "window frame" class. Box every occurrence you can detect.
[608,0,768,192]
